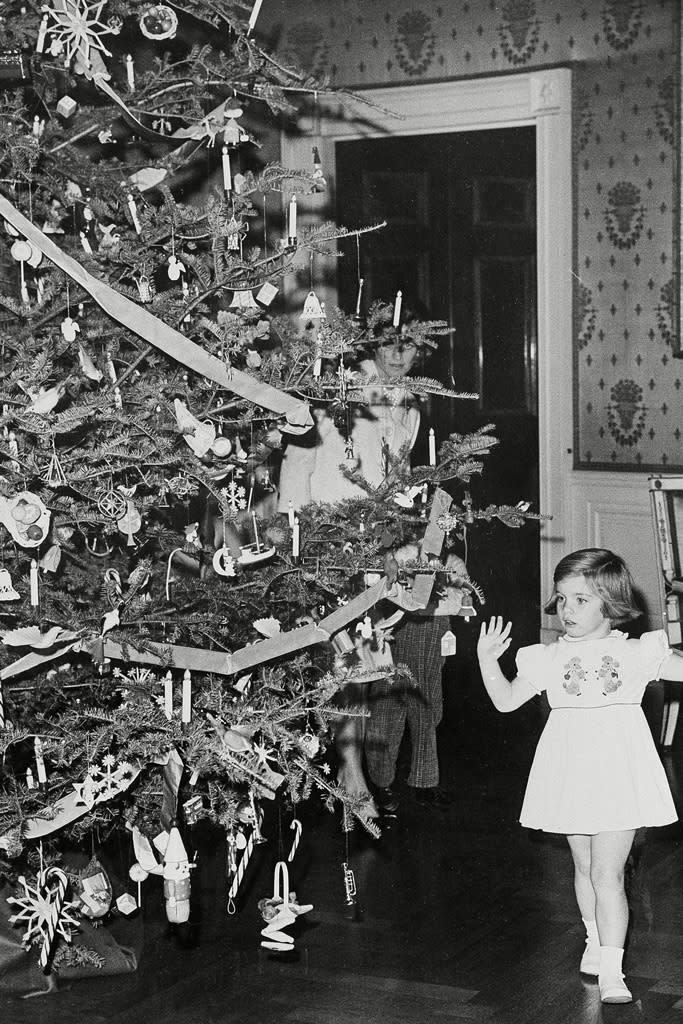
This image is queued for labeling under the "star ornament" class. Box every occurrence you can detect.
[43,0,119,68]
[8,871,80,951]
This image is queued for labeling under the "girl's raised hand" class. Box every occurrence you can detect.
[477,616,512,663]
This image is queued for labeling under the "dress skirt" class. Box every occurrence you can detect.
[519,705,677,834]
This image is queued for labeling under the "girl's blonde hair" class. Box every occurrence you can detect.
[544,548,641,625]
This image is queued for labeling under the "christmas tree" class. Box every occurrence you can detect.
[0,0,544,960]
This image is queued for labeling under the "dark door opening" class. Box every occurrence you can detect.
[335,127,541,648]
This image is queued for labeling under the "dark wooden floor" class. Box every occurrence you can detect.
[2,660,683,1024]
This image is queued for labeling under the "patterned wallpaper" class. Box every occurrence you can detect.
[264,0,680,471]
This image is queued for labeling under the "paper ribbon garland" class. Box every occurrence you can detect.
[0,569,438,685]
[0,195,312,431]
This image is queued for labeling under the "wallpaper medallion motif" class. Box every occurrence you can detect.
[498,0,540,66]
[607,379,647,448]
[394,10,436,76]
[601,0,644,52]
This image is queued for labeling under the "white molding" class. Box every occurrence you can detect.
[281,70,573,635]
[566,471,661,628]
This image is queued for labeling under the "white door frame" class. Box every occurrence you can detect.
[281,70,573,638]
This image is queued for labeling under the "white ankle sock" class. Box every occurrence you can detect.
[582,918,599,946]
[599,945,624,978]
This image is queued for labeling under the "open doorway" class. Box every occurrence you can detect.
[281,69,573,641]
[335,127,541,642]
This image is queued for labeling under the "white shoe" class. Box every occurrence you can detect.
[599,975,632,1004]
[579,941,600,976]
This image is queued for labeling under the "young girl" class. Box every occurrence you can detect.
[477,548,683,1005]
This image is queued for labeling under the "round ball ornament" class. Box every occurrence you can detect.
[139,4,178,39]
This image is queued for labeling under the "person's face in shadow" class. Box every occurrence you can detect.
[374,338,419,378]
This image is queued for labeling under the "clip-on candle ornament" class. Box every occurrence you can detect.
[125,54,135,92]
[392,289,402,329]
[36,12,48,52]
[221,144,232,194]
[126,193,142,234]
[181,670,191,724]
[292,516,300,563]
[428,427,437,467]
[163,671,173,720]
[29,558,39,606]
[287,194,297,246]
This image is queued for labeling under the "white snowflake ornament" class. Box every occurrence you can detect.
[221,480,247,516]
[43,0,120,71]
[8,868,80,955]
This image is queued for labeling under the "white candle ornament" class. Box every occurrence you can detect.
[163,671,173,720]
[428,427,436,466]
[127,194,141,234]
[288,195,297,243]
[392,289,402,328]
[8,432,19,471]
[221,145,232,192]
[29,558,39,606]
[126,54,135,91]
[36,13,48,52]
[292,517,300,558]
[181,670,191,724]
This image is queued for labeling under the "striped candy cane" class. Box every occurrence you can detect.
[287,819,302,863]
[227,828,255,914]
[39,867,68,971]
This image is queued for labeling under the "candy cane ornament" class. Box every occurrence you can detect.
[287,818,302,863]
[38,867,69,970]
[227,827,255,913]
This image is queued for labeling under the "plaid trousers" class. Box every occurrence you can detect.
[365,615,447,789]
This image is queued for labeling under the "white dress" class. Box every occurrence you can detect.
[516,629,677,834]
